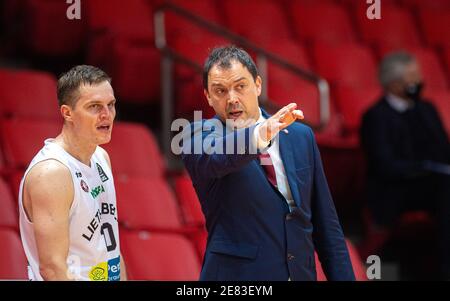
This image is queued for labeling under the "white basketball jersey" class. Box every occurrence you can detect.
[19,139,121,281]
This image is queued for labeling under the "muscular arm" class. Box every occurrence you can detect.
[23,160,73,280]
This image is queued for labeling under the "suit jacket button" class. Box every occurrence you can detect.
[286,213,293,220]
[287,253,295,261]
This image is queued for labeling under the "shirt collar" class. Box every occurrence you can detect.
[386,93,414,113]
[257,108,266,123]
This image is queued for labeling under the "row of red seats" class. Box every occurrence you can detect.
[3,0,450,108]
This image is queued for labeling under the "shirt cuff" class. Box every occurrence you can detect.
[254,123,271,150]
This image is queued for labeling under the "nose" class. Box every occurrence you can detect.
[99,105,113,120]
[227,90,239,105]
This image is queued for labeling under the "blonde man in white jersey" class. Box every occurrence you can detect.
[19,65,127,281]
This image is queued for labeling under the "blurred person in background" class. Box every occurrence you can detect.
[361,52,450,279]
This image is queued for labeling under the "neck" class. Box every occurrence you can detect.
[55,125,97,166]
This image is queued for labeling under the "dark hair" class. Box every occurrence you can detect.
[203,45,259,90]
[57,65,111,107]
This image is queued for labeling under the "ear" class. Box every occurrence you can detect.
[255,76,262,97]
[204,89,213,107]
[60,105,73,122]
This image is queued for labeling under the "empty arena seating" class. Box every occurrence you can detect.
[102,121,165,178]
[418,10,450,49]
[164,0,223,43]
[312,43,379,89]
[173,173,205,228]
[290,2,357,45]
[120,230,201,280]
[84,0,160,103]
[0,118,60,170]
[115,176,184,232]
[0,69,60,120]
[356,6,423,50]
[0,228,28,279]
[23,0,85,57]
[0,178,18,231]
[335,86,382,135]
[264,41,322,126]
[221,0,294,47]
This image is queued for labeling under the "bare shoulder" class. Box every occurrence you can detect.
[97,146,112,169]
[24,159,74,209]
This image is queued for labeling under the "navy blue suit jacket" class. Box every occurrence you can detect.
[181,111,355,281]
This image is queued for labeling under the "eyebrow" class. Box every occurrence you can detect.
[85,99,116,106]
[211,77,248,87]
[233,77,247,83]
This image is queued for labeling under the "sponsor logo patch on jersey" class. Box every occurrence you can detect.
[80,180,89,193]
[89,261,108,281]
[91,185,105,199]
[96,163,109,182]
[88,256,120,281]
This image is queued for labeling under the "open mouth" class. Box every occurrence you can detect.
[96,125,111,132]
[228,111,243,119]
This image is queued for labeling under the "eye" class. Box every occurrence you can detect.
[237,84,246,90]
[216,88,224,95]
[108,102,115,108]
[90,104,100,109]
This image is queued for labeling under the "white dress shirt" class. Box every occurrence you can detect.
[386,93,414,113]
[253,109,296,210]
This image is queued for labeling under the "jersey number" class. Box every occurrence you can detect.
[101,223,117,252]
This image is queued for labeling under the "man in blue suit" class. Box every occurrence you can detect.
[181,45,355,281]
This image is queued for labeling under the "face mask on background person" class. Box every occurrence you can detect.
[404,82,424,101]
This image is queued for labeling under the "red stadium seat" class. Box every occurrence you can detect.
[9,169,24,203]
[335,86,382,134]
[165,0,223,43]
[115,176,184,232]
[444,47,450,81]
[221,0,294,46]
[315,238,367,281]
[84,0,153,40]
[290,2,357,45]
[312,43,378,89]
[120,230,201,280]
[398,0,450,10]
[377,46,449,92]
[0,69,60,120]
[174,173,205,227]
[0,178,18,231]
[0,228,27,279]
[109,40,161,103]
[102,122,165,178]
[356,6,422,50]
[23,0,85,57]
[264,41,321,126]
[85,0,159,103]
[0,118,60,169]
[418,10,450,49]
